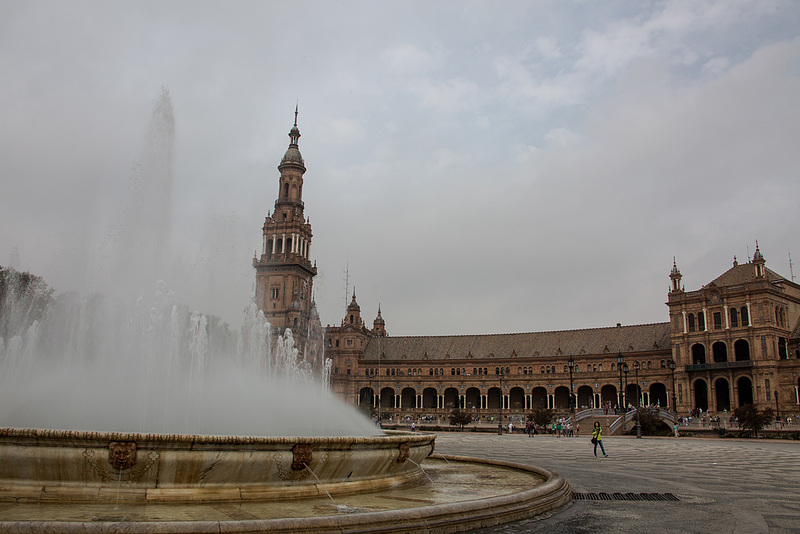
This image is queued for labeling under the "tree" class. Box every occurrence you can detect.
[448,409,473,431]
[733,404,774,438]
[0,266,55,340]
[529,407,555,429]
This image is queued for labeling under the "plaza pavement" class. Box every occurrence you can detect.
[432,432,800,534]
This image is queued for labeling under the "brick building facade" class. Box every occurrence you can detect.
[255,120,800,422]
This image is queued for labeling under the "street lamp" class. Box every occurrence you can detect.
[667,359,677,416]
[498,368,505,435]
[622,363,629,433]
[634,361,641,439]
[617,352,624,414]
[568,355,575,413]
[366,374,376,422]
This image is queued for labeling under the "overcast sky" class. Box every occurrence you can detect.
[2,1,799,337]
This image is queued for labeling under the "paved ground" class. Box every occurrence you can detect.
[433,432,800,534]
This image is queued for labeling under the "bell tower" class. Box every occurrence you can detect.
[253,108,318,351]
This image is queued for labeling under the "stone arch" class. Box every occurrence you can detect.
[422,387,438,409]
[465,387,481,409]
[600,384,617,407]
[401,387,417,409]
[443,387,460,409]
[737,376,754,406]
[509,387,525,411]
[359,387,374,407]
[487,387,502,410]
[577,385,594,410]
[712,341,728,363]
[734,339,750,361]
[649,382,668,408]
[625,383,639,408]
[380,387,395,409]
[714,378,731,412]
[554,386,570,410]
[693,379,709,411]
[531,387,548,409]
[692,343,706,365]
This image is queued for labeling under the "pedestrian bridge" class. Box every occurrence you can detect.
[574,407,675,435]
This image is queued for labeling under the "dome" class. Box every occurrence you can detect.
[281,147,304,166]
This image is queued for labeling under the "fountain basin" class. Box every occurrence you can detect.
[0,454,571,534]
[0,428,433,503]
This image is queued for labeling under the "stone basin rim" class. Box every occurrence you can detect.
[0,427,426,445]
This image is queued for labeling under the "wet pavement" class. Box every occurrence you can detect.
[433,432,800,534]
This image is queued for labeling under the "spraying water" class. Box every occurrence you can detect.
[0,89,379,438]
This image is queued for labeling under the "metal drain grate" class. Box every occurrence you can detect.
[573,492,680,502]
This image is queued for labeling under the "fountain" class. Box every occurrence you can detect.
[0,91,570,533]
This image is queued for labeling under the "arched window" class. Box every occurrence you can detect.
[688,314,696,332]
[646,361,652,369]
[611,363,616,372]
[598,363,603,372]
[741,306,749,326]
[692,344,706,365]
[540,366,545,374]
[564,365,568,373]
[698,312,706,331]
[730,308,738,327]
[283,182,289,198]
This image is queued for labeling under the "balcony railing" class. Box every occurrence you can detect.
[684,360,753,372]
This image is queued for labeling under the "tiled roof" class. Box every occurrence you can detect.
[709,263,784,287]
[362,323,671,362]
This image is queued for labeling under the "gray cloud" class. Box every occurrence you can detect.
[1,1,798,336]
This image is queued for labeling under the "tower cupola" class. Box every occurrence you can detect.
[373,304,387,337]
[753,242,766,278]
[345,289,363,327]
[669,257,683,293]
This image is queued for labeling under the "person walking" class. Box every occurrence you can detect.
[591,421,607,457]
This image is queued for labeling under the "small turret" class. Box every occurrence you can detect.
[753,242,765,278]
[669,257,683,293]
[345,289,363,327]
[373,304,387,337]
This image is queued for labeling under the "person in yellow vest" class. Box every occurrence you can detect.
[591,421,608,457]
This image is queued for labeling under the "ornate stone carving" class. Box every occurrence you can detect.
[397,442,410,463]
[108,441,137,470]
[292,443,313,470]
